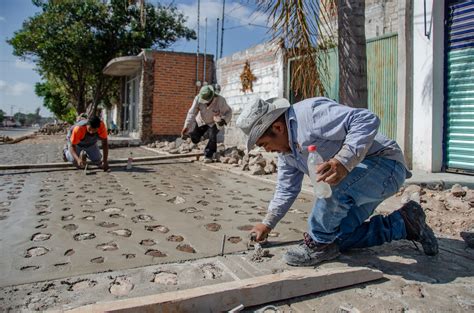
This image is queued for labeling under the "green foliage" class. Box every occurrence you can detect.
[35,81,76,124]
[9,0,195,115]
[14,112,27,126]
[0,109,5,123]
[257,0,337,99]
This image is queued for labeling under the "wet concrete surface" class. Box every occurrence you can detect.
[0,159,311,287]
[1,239,473,312]
[2,142,473,312]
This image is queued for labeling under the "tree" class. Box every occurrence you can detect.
[0,109,5,124]
[9,0,196,116]
[258,0,368,108]
[34,81,77,124]
[14,112,27,126]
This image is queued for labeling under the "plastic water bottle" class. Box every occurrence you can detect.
[307,145,332,198]
[126,152,133,170]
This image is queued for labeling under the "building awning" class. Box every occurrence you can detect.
[103,55,142,76]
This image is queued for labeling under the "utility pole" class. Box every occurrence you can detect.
[204,17,207,83]
[196,0,201,86]
[216,18,220,60]
[220,0,225,58]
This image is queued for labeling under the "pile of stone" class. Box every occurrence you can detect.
[147,138,201,155]
[0,135,12,143]
[230,150,278,176]
[146,138,278,175]
[38,122,70,135]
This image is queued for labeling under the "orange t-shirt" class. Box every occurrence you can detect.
[70,121,108,145]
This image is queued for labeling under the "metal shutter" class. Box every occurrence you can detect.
[445,0,474,173]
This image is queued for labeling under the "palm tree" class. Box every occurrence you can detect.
[257,0,368,108]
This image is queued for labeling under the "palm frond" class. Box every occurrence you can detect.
[256,0,337,99]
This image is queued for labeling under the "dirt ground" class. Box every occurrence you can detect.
[0,135,473,312]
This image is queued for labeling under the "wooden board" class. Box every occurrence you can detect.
[0,153,203,170]
[68,267,383,313]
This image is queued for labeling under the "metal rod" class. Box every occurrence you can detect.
[221,234,226,256]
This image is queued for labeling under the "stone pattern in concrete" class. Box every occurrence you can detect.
[1,238,472,312]
[0,161,311,287]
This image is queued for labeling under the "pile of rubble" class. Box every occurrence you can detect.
[146,138,278,175]
[399,182,474,246]
[0,135,13,143]
[37,122,70,135]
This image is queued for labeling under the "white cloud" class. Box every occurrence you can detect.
[177,0,268,30]
[15,59,36,70]
[0,16,5,22]
[0,80,32,96]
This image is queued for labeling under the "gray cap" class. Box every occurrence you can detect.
[236,97,290,151]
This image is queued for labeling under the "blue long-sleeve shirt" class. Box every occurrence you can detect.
[263,97,410,229]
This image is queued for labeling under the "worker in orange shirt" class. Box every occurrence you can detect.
[63,116,109,171]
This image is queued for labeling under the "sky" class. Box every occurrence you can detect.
[0,0,271,117]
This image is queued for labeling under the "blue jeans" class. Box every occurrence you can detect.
[308,157,407,252]
[64,145,102,164]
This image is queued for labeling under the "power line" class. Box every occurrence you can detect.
[224,23,269,31]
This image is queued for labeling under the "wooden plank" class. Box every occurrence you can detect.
[68,267,383,313]
[0,153,203,170]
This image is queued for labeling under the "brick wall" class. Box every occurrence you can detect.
[140,50,155,142]
[151,51,214,137]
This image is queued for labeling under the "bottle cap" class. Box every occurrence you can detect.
[307,145,317,152]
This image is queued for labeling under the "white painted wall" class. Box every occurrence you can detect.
[216,42,286,147]
[411,0,444,172]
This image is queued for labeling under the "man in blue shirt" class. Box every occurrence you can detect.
[236,97,438,266]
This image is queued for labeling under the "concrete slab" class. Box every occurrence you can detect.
[0,161,312,287]
[1,141,473,312]
[407,170,474,189]
[1,239,472,312]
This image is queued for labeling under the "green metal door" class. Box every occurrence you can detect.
[445,0,474,173]
[367,34,398,140]
[287,34,398,139]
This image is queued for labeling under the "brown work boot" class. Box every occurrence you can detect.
[399,201,438,256]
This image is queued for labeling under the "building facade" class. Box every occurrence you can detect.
[103,50,214,142]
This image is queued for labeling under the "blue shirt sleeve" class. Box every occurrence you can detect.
[312,101,380,172]
[263,155,304,229]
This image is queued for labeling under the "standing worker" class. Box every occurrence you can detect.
[181,85,232,163]
[236,97,438,267]
[63,115,109,171]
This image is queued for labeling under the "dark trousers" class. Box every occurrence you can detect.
[189,124,218,158]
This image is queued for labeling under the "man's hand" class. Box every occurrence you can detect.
[77,158,86,168]
[181,127,188,138]
[250,223,272,242]
[102,160,109,172]
[316,158,348,185]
